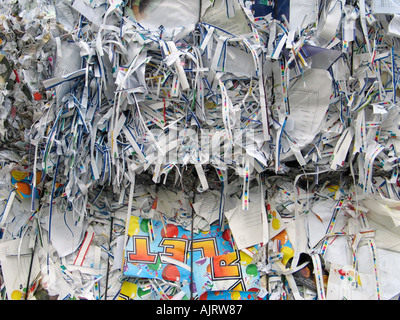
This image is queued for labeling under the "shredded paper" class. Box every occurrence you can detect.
[0,0,399,301]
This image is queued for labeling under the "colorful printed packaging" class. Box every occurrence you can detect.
[199,290,266,300]
[117,281,153,300]
[123,217,234,283]
[193,250,261,297]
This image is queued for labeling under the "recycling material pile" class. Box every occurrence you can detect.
[0,0,399,300]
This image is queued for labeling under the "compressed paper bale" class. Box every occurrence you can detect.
[0,0,400,301]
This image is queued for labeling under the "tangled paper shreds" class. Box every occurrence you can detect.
[0,0,400,301]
